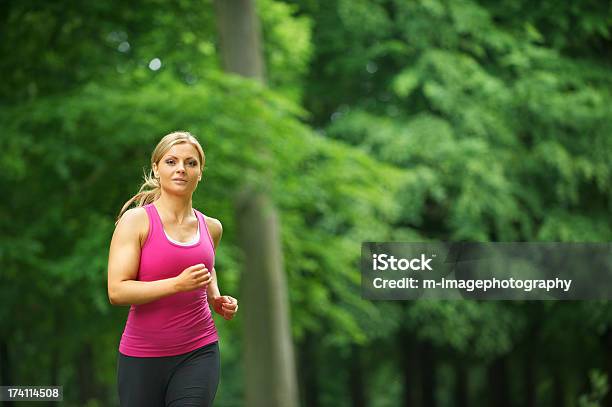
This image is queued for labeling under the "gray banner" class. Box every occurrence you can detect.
[0,386,63,401]
[361,242,612,300]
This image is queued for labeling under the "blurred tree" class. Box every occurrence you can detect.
[214,0,299,406]
[215,0,266,81]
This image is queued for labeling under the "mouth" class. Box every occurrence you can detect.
[172,179,188,183]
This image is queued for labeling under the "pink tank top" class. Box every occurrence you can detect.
[119,203,219,357]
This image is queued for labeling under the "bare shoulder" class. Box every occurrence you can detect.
[115,207,149,247]
[204,216,223,247]
[108,207,149,291]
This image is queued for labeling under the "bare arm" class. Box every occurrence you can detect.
[207,268,222,303]
[206,217,223,305]
[107,208,179,306]
[206,217,238,319]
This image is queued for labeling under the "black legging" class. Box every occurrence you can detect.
[117,341,220,407]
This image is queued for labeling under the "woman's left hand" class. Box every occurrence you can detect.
[212,295,238,320]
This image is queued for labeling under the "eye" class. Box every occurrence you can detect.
[166,159,175,165]
[189,161,198,167]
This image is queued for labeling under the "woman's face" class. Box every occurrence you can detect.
[152,143,203,195]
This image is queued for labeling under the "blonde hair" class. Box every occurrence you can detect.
[116,131,206,224]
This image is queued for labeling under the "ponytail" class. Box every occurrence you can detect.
[115,169,162,225]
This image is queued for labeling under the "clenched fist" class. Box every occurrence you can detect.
[212,295,238,320]
[173,263,211,293]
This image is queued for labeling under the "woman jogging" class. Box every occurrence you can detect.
[107,131,238,407]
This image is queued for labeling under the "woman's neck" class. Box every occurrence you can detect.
[154,194,193,225]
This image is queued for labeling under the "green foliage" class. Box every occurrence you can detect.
[2,0,612,405]
[291,0,612,404]
[0,0,219,102]
[259,0,313,102]
[315,0,612,243]
[578,370,609,407]
[405,301,523,359]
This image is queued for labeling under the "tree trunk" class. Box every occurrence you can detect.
[214,0,266,82]
[349,344,366,407]
[420,342,436,407]
[488,356,509,407]
[0,339,10,386]
[214,2,298,405]
[1,339,12,407]
[454,360,469,407]
[76,343,96,405]
[552,369,565,407]
[299,332,319,407]
[523,351,536,407]
[399,327,419,407]
[236,190,299,407]
[603,327,612,407]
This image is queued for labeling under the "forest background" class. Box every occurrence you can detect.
[1,0,611,406]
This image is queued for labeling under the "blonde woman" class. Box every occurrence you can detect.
[107,131,238,407]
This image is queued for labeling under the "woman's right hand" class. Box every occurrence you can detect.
[174,264,211,293]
